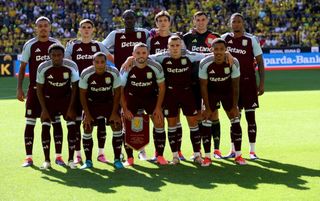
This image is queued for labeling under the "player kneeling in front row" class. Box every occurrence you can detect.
[79,52,124,169]
[36,44,79,169]
[199,38,247,166]
[121,43,167,166]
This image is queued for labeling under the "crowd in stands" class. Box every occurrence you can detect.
[0,0,319,54]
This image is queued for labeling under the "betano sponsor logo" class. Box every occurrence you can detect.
[131,81,153,87]
[36,55,50,61]
[76,54,93,60]
[227,47,246,55]
[121,41,140,48]
[90,86,112,92]
[192,46,211,52]
[167,67,189,73]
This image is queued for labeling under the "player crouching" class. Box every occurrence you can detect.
[199,38,247,166]
[79,52,124,169]
[36,44,79,169]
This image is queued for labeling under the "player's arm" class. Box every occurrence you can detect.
[252,36,265,96]
[153,81,165,123]
[230,59,241,117]
[109,86,121,128]
[79,72,93,130]
[16,62,27,101]
[199,58,212,120]
[36,66,50,122]
[200,78,212,120]
[66,81,78,120]
[67,64,80,120]
[255,54,265,96]
[99,42,114,63]
[36,83,51,122]
[119,70,133,120]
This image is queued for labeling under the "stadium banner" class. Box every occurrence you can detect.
[262,47,313,54]
[0,54,16,77]
[263,52,320,70]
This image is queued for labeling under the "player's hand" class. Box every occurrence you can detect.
[225,51,234,65]
[16,88,25,102]
[257,82,264,96]
[66,108,76,121]
[121,56,135,71]
[202,109,213,120]
[229,106,239,118]
[83,114,94,131]
[123,109,134,121]
[153,107,163,124]
[149,28,159,38]
[191,28,197,35]
[109,112,121,129]
[40,109,51,123]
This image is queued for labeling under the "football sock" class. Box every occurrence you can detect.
[112,131,123,160]
[24,118,36,156]
[190,125,201,152]
[211,119,221,150]
[82,132,93,161]
[41,122,51,162]
[97,118,106,149]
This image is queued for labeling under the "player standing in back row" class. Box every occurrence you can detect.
[65,19,113,164]
[17,17,63,167]
[183,11,222,159]
[102,9,149,69]
[221,13,265,160]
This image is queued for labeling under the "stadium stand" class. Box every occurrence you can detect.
[0,0,319,54]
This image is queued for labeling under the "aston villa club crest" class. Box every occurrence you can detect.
[136,32,142,39]
[242,39,248,46]
[147,72,152,79]
[181,58,187,65]
[63,72,69,79]
[131,117,143,132]
[105,77,111,84]
[224,67,230,74]
[91,46,97,52]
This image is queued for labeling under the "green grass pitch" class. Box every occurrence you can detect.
[0,70,319,201]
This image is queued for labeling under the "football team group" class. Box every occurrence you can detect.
[17,9,265,170]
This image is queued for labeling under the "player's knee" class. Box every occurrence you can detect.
[187,116,198,127]
[211,110,219,120]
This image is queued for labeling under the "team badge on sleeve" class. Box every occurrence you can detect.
[136,32,142,39]
[147,72,152,79]
[105,77,111,84]
[181,58,187,65]
[91,46,97,52]
[63,72,69,79]
[224,67,230,74]
[242,39,248,46]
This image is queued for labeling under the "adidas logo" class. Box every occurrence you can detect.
[166,61,172,65]
[192,39,197,43]
[77,47,82,52]
[47,75,54,79]
[91,80,97,85]
[35,48,41,52]
[130,74,136,78]
[252,103,258,107]
[228,40,233,44]
[120,35,126,39]
[154,41,160,45]
[209,69,215,74]
[193,110,198,115]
